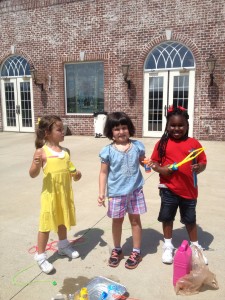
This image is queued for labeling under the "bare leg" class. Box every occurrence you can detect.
[112,217,124,247]
[58,224,67,241]
[186,223,197,242]
[162,221,173,239]
[128,214,142,249]
[38,231,50,254]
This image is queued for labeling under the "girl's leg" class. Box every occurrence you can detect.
[163,221,173,239]
[57,225,79,259]
[112,217,124,247]
[58,224,67,240]
[128,214,142,249]
[186,222,197,242]
[125,214,142,269]
[37,231,49,254]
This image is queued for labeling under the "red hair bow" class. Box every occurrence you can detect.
[167,105,186,113]
[167,105,174,113]
[177,105,186,111]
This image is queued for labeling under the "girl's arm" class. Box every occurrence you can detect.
[29,148,44,178]
[98,162,109,207]
[150,161,173,177]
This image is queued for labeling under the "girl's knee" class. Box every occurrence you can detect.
[129,215,141,226]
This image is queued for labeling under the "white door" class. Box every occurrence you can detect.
[1,77,34,132]
[143,70,195,137]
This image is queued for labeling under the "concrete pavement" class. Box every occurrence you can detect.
[0,132,224,300]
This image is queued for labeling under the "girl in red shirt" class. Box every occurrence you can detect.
[150,106,208,265]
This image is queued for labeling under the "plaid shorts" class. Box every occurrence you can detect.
[107,187,147,218]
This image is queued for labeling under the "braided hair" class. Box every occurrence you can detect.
[157,106,189,163]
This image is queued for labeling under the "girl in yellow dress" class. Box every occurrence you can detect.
[29,115,82,274]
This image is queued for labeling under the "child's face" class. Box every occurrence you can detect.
[167,115,188,140]
[112,124,130,143]
[46,121,64,143]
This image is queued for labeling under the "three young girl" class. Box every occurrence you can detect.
[30,108,207,274]
[29,115,81,273]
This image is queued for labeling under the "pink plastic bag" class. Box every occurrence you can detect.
[175,246,219,295]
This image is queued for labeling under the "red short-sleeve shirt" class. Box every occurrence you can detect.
[151,138,207,199]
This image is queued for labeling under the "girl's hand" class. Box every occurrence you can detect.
[142,157,152,167]
[191,163,206,174]
[33,149,42,166]
[29,149,43,178]
[72,170,82,181]
[150,161,173,176]
[98,195,106,207]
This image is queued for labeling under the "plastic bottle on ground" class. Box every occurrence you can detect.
[173,240,192,286]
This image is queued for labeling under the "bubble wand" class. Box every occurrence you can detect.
[169,148,205,171]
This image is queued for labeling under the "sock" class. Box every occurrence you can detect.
[133,248,140,254]
[115,247,122,251]
[164,238,173,246]
[34,252,46,262]
[58,239,69,249]
[191,241,199,246]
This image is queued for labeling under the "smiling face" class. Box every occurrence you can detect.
[167,114,188,140]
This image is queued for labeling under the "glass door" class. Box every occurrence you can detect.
[143,70,195,137]
[1,78,34,132]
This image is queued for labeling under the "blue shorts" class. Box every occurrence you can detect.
[158,188,197,224]
[107,188,147,218]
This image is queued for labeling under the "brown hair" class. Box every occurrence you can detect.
[35,115,62,149]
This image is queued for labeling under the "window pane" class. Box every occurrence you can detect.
[65,62,104,113]
[148,77,163,131]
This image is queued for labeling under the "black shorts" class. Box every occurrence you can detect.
[158,188,197,224]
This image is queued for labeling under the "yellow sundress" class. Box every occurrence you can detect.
[39,145,76,232]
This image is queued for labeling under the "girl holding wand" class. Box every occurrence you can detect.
[29,115,81,273]
[98,112,147,269]
[149,106,208,265]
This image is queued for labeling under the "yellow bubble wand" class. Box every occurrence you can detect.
[169,147,205,171]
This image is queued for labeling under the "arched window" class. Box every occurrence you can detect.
[145,41,195,70]
[1,55,31,77]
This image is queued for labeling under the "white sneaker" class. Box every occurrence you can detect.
[34,253,54,274]
[191,243,208,265]
[162,244,175,264]
[58,244,79,259]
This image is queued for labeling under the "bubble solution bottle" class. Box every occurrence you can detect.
[143,159,151,173]
[173,240,192,286]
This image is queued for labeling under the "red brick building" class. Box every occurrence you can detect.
[0,0,224,140]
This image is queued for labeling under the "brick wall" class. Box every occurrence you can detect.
[0,0,225,140]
